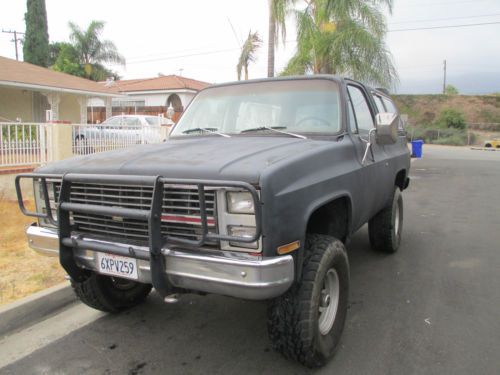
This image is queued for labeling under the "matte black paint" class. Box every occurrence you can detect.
[34,76,410,284]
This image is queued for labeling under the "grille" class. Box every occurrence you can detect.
[55,182,217,244]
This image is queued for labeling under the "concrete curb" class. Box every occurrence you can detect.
[0,282,76,337]
[470,147,500,151]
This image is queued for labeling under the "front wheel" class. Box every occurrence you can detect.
[368,188,403,253]
[267,234,349,368]
[71,273,152,313]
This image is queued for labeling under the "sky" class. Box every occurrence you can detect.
[1,0,500,94]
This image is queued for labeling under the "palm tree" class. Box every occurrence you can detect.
[267,0,293,77]
[237,30,262,80]
[282,0,398,88]
[68,20,125,80]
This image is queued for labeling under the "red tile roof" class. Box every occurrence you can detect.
[0,56,119,96]
[110,75,210,92]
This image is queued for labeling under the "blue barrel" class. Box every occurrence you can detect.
[411,140,424,158]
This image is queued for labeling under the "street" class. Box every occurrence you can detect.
[1,145,499,375]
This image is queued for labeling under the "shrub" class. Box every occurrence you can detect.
[436,108,467,130]
[432,134,467,146]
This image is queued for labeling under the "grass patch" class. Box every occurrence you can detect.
[0,198,65,305]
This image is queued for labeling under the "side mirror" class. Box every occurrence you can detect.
[375,112,399,145]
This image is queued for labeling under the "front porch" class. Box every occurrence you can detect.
[0,85,113,124]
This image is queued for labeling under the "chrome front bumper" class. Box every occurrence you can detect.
[26,225,294,300]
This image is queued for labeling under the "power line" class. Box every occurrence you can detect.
[402,0,496,8]
[123,21,500,65]
[389,13,500,25]
[2,29,24,61]
[126,47,240,65]
[389,21,500,32]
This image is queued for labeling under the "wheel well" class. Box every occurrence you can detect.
[306,197,350,243]
[395,169,406,191]
[485,143,492,148]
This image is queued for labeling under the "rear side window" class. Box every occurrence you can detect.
[381,97,398,114]
[381,97,404,129]
[103,116,121,125]
[372,95,386,113]
[123,117,141,126]
[347,85,374,133]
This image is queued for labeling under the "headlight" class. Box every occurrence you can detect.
[227,225,258,249]
[34,179,59,226]
[226,191,254,214]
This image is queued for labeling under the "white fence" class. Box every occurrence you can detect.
[1,122,163,168]
[0,122,52,167]
[70,123,162,155]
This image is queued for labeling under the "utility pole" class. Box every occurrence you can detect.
[443,59,447,94]
[2,29,25,60]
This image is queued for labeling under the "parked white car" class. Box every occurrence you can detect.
[74,115,172,152]
[102,115,172,127]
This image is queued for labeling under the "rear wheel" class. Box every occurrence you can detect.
[267,234,349,368]
[71,273,152,313]
[368,188,403,253]
[484,143,492,148]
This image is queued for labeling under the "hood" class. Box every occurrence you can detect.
[37,136,327,184]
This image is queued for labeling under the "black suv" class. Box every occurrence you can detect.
[17,76,410,367]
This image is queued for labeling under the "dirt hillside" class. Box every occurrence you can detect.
[393,94,500,127]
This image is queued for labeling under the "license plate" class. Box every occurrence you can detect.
[97,253,138,280]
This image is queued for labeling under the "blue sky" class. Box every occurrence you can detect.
[1,0,499,94]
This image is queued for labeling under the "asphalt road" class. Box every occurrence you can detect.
[1,145,500,375]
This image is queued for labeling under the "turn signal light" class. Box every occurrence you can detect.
[277,241,300,255]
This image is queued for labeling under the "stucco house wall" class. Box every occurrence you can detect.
[58,93,81,123]
[0,86,34,122]
[88,92,197,108]
[0,56,119,124]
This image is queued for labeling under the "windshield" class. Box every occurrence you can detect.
[170,79,342,137]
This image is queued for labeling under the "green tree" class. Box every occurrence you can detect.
[68,20,125,81]
[51,42,85,77]
[267,0,294,77]
[23,0,49,67]
[445,84,459,95]
[282,0,397,88]
[237,30,262,80]
[436,108,466,130]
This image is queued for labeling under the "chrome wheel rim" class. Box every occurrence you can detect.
[318,268,340,335]
[394,201,400,235]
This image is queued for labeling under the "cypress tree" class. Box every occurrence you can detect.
[23,0,49,67]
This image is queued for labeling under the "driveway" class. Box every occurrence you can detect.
[1,145,499,375]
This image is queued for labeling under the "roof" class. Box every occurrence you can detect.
[0,56,119,97]
[109,75,210,92]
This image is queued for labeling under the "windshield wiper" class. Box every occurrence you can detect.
[241,126,307,139]
[182,127,231,138]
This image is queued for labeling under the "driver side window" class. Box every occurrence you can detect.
[347,86,374,134]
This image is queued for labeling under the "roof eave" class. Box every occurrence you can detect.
[118,88,199,95]
[0,80,123,97]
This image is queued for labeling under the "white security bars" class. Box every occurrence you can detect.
[1,122,163,168]
[70,123,162,155]
[0,122,52,167]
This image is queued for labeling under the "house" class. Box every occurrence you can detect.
[0,56,119,124]
[88,75,210,123]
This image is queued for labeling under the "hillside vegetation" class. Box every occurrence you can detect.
[393,94,500,146]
